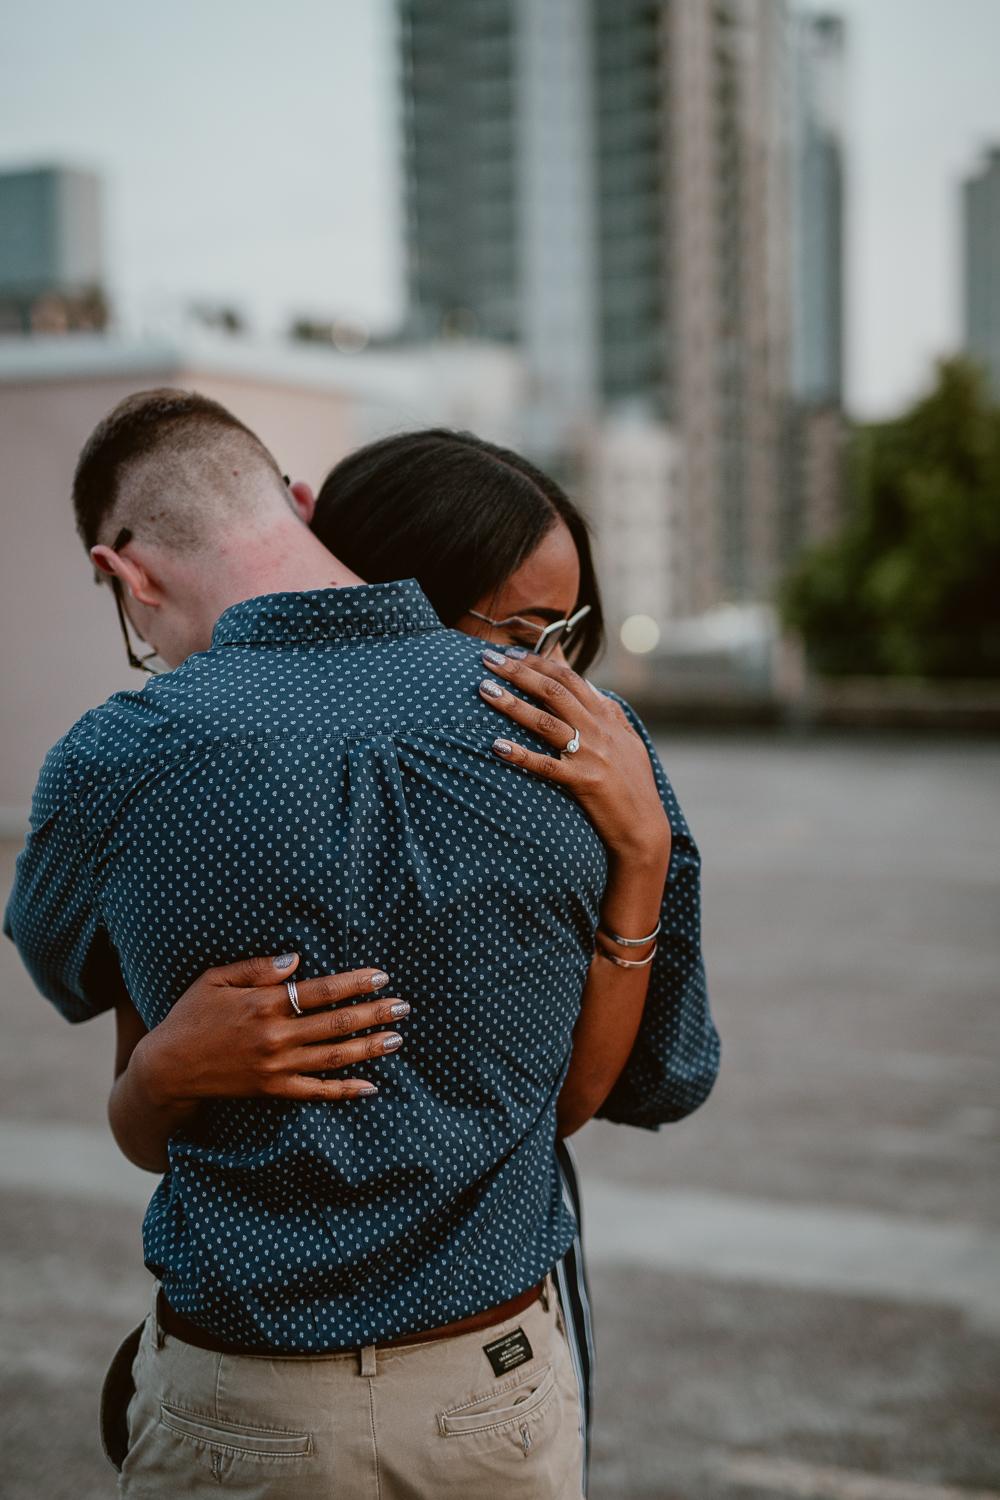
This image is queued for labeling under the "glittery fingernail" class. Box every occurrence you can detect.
[390,1001,410,1018]
[370,971,389,988]
[505,646,529,659]
[273,953,297,970]
[359,1086,378,1097]
[381,1033,403,1052]
[493,739,513,756]
[482,649,507,667]
[480,680,503,700]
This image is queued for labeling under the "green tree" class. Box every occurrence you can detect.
[782,358,1000,678]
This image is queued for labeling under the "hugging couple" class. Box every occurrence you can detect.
[6,389,718,1498]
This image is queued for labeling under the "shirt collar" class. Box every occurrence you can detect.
[211,579,442,648]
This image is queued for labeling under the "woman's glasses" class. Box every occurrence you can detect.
[468,604,591,660]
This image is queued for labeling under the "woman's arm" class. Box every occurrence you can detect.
[110,996,196,1172]
[478,648,671,1134]
[592,704,719,1129]
[108,956,409,1173]
[554,851,667,1137]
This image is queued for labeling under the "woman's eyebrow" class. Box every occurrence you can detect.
[516,606,566,623]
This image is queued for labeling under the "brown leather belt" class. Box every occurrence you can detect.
[157,1281,544,1359]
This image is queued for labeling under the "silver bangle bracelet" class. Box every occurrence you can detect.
[598,918,661,948]
[595,937,658,969]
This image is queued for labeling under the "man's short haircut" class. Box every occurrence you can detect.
[73,388,287,554]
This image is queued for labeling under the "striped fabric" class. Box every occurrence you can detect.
[554,1138,596,1494]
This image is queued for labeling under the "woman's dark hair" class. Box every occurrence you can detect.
[311,429,604,671]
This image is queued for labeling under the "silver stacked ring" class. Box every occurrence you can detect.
[286,979,303,1016]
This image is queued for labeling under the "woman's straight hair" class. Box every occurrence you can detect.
[310,429,605,671]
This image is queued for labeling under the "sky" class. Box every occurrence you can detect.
[0,0,405,334]
[1,0,999,419]
[833,0,1000,414]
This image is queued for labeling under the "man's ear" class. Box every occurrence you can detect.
[90,545,162,608]
[288,482,316,525]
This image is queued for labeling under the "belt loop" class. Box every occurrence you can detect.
[152,1281,165,1350]
[540,1276,551,1313]
[360,1345,377,1377]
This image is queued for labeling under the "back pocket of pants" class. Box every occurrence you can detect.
[438,1364,555,1437]
[160,1404,312,1460]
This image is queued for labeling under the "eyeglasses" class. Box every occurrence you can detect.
[109,528,166,674]
[467,603,591,660]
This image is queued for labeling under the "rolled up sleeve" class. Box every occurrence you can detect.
[4,736,124,1023]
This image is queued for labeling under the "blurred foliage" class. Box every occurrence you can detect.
[782,358,1000,678]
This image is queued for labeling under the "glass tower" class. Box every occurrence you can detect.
[401,0,793,611]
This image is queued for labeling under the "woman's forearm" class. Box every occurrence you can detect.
[556,954,649,1138]
[556,849,668,1137]
[109,1033,198,1173]
[598,842,669,946]
[109,997,197,1173]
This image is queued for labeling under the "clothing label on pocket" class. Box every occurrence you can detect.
[482,1326,533,1377]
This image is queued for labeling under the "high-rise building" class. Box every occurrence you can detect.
[781,12,846,558]
[964,147,1000,399]
[0,167,106,334]
[789,13,843,406]
[401,0,794,621]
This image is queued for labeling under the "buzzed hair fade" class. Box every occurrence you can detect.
[73,388,289,555]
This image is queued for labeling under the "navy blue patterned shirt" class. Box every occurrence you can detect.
[6,581,717,1351]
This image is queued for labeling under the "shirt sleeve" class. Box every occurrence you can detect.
[3,735,126,1024]
[593,695,720,1130]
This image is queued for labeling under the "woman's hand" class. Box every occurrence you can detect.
[478,648,671,870]
[110,954,408,1172]
[132,954,406,1106]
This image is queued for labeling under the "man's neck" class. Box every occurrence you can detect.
[210,513,365,606]
[149,512,366,667]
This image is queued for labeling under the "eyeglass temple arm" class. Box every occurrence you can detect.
[111,577,156,672]
[110,527,159,673]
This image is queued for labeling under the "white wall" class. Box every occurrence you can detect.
[0,353,357,818]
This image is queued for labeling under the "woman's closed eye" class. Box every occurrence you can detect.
[509,625,546,650]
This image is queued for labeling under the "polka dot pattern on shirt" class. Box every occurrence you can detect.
[6,580,717,1351]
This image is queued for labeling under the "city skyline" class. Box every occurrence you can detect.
[1,0,999,418]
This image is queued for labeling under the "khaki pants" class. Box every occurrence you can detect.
[107,1279,584,1498]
